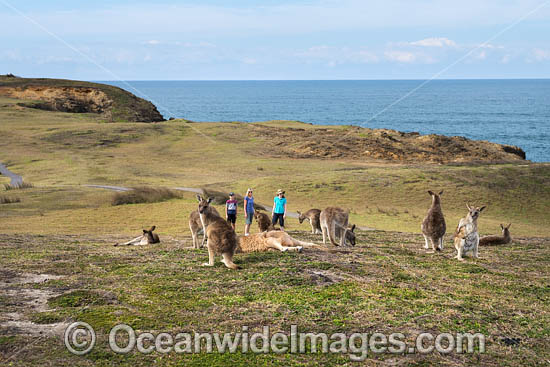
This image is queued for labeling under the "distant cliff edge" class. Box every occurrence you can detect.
[0,75,164,122]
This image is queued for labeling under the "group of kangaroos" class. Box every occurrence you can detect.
[117,191,512,270]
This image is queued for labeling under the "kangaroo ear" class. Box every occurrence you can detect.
[296,211,301,215]
[351,224,356,232]
[428,190,434,196]
[438,190,444,196]
[507,223,512,229]
[466,203,471,210]
[196,194,202,202]
[479,206,486,212]
[150,225,156,232]
[143,229,148,234]
[500,224,504,230]
[207,197,213,204]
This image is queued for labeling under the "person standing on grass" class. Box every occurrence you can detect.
[244,188,254,236]
[225,192,238,231]
[272,189,287,231]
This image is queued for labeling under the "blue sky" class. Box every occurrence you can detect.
[1,0,550,80]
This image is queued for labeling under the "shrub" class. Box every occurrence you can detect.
[111,187,180,206]
[0,196,21,204]
[4,182,34,190]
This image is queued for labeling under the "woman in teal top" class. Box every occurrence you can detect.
[271,189,287,231]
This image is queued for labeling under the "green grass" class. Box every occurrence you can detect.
[0,230,548,366]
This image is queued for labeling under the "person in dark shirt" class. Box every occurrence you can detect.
[225,192,238,230]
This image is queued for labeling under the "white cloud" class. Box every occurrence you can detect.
[242,57,257,64]
[531,48,550,61]
[474,50,487,60]
[410,37,457,48]
[478,43,504,50]
[145,40,160,45]
[296,46,379,65]
[384,50,416,63]
[384,50,436,64]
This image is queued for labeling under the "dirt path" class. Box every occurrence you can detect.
[84,184,131,192]
[0,162,23,186]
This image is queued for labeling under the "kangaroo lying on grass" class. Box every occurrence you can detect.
[453,204,486,260]
[421,190,446,252]
[479,223,512,246]
[297,209,322,234]
[253,210,279,232]
[197,195,239,269]
[320,207,356,246]
[237,231,321,253]
[114,226,160,246]
[189,195,220,249]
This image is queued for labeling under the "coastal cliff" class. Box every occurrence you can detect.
[242,121,527,164]
[0,75,164,122]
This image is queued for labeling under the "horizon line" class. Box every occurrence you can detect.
[93,77,550,82]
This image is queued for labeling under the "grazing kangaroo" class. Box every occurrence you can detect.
[421,190,446,252]
[197,197,239,269]
[297,209,322,234]
[253,210,279,232]
[479,223,512,246]
[189,195,220,249]
[114,226,160,246]
[453,204,486,260]
[320,207,356,246]
[236,231,321,253]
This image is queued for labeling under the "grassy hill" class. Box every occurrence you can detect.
[0,95,548,237]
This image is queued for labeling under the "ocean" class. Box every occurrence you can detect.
[102,80,550,162]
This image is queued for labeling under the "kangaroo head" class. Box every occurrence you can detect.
[466,204,486,220]
[345,224,356,246]
[197,195,213,214]
[428,190,443,204]
[297,211,305,223]
[500,223,511,235]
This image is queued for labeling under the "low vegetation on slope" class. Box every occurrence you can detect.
[111,187,181,206]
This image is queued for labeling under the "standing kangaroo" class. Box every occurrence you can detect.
[453,204,486,261]
[421,190,446,252]
[197,196,239,269]
[479,223,512,246]
[320,207,356,246]
[114,226,160,246]
[297,209,322,234]
[189,195,220,249]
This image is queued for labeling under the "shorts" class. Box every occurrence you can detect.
[272,212,285,227]
[227,213,236,224]
[245,212,254,225]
